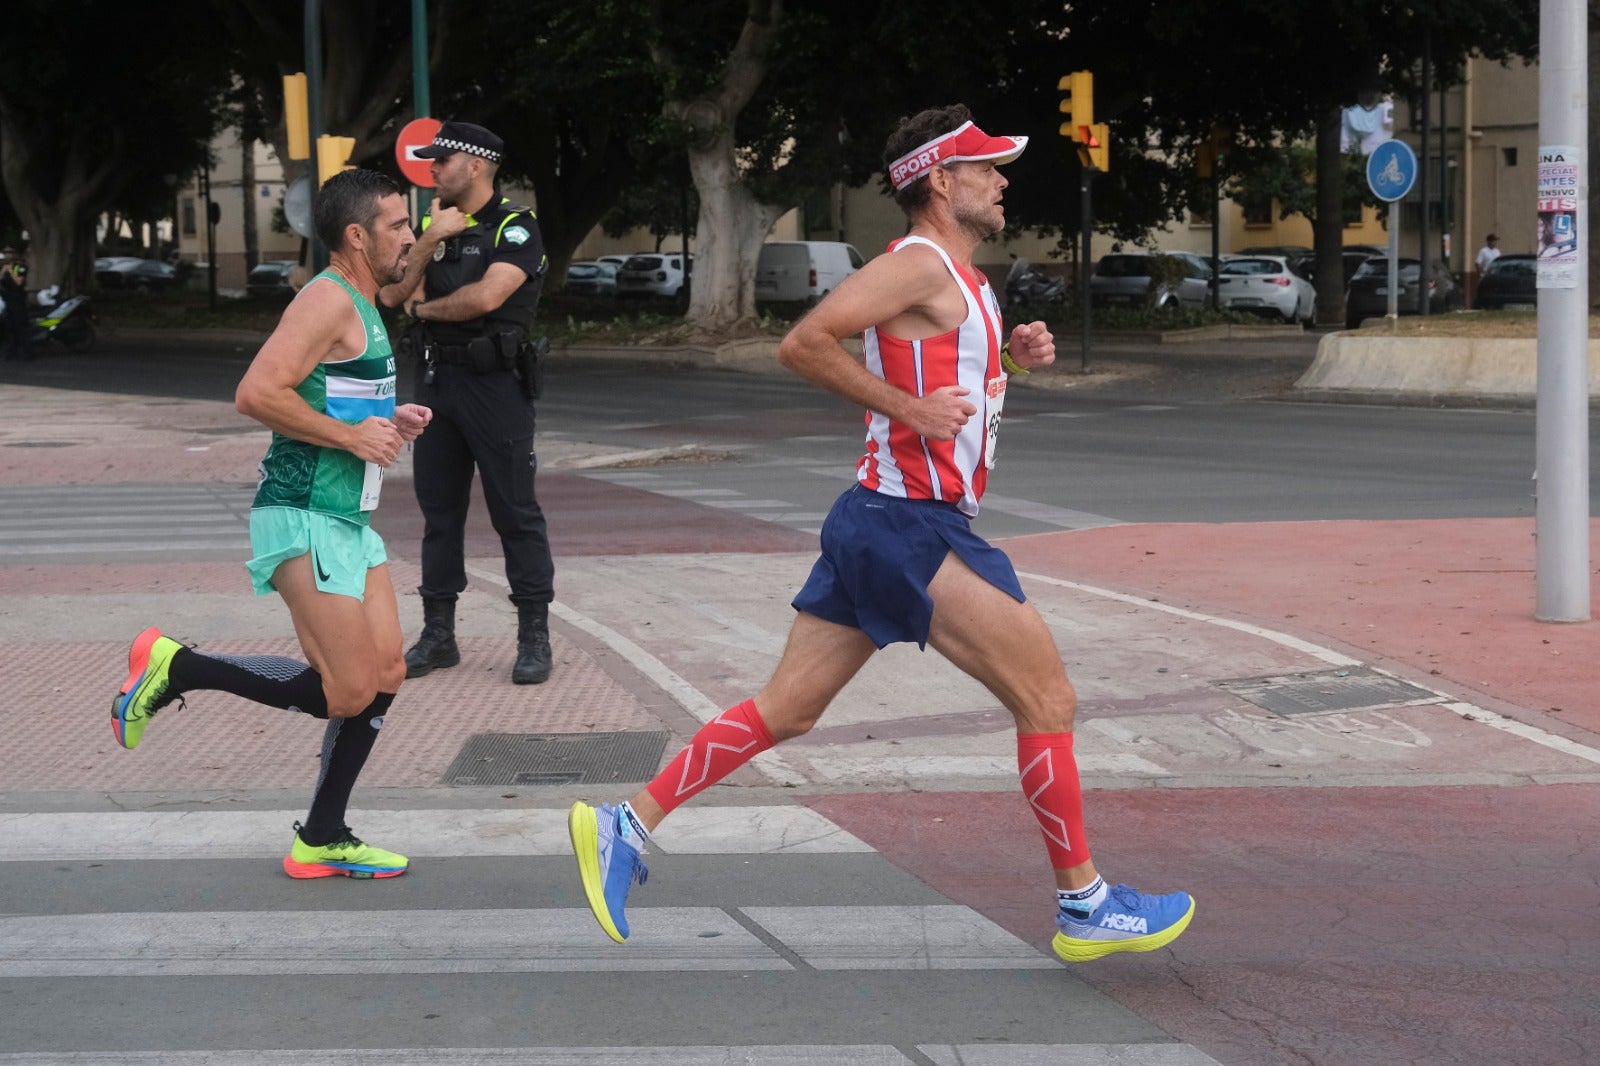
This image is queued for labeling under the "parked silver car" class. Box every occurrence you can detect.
[1089,251,1213,311]
[563,260,619,299]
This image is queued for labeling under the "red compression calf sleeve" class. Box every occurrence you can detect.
[646,699,776,814]
[1016,732,1091,870]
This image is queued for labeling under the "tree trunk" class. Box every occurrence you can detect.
[242,137,259,272]
[652,0,783,337]
[681,120,784,332]
[1312,106,1345,327]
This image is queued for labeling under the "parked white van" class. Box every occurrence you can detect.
[755,241,866,304]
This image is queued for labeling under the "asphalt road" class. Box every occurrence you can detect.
[5,331,1589,534]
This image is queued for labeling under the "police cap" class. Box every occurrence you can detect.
[414,121,504,164]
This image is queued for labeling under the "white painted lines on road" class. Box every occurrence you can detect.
[1,904,1055,977]
[0,807,871,863]
[803,753,1169,783]
[0,485,254,559]
[978,493,1122,530]
[0,1047,1222,1065]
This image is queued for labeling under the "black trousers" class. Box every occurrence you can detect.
[412,365,554,607]
[2,299,33,360]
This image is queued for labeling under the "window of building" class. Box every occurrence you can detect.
[1502,147,1518,167]
[181,199,197,237]
[1241,198,1272,227]
[1189,202,1213,227]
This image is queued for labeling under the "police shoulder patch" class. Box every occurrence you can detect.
[503,225,530,246]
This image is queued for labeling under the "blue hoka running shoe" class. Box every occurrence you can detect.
[569,801,648,943]
[1052,883,1195,963]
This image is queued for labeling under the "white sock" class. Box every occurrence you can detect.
[617,800,652,847]
[1058,877,1107,917]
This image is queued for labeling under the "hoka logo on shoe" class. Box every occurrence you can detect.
[1100,913,1148,933]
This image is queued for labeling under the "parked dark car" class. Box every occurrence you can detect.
[1474,254,1536,310]
[246,259,301,298]
[1344,257,1460,327]
[94,256,176,291]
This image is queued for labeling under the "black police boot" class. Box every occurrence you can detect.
[512,603,553,686]
[404,598,460,678]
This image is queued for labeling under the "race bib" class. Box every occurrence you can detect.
[984,374,1007,468]
[360,462,383,511]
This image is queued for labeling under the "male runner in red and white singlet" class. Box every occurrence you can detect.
[570,104,1195,964]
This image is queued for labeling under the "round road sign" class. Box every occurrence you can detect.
[395,118,442,187]
[1366,140,1418,203]
[283,177,313,239]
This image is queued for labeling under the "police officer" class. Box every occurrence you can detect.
[379,121,555,685]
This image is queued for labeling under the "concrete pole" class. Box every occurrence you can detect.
[1535,0,1591,621]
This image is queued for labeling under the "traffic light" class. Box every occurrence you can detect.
[1086,122,1110,173]
[316,135,356,186]
[283,73,309,161]
[1058,70,1094,143]
[1196,126,1229,179]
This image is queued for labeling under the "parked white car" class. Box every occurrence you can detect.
[1216,254,1315,324]
[754,241,865,304]
[616,252,691,299]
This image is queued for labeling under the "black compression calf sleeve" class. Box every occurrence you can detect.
[166,648,330,718]
[300,692,395,845]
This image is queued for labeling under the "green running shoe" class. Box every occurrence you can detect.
[112,626,184,750]
[283,825,408,879]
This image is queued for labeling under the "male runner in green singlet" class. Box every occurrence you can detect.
[111,170,433,880]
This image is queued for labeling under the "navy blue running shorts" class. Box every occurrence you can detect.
[791,485,1026,649]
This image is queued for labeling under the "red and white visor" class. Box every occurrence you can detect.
[887,121,1028,191]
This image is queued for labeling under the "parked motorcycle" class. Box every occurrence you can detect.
[1004,256,1066,306]
[28,292,96,352]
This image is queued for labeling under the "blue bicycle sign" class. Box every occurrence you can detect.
[1366,140,1418,203]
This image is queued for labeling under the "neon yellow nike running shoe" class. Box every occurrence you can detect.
[112,626,185,750]
[283,825,408,879]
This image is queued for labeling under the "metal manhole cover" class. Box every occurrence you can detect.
[444,731,669,787]
[1218,667,1440,718]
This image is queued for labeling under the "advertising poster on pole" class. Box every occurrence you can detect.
[1535,145,1581,289]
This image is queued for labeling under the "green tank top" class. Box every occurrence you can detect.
[251,270,396,525]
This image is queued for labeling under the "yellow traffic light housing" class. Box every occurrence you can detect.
[1058,70,1094,141]
[1197,126,1229,179]
[283,73,310,161]
[316,135,356,186]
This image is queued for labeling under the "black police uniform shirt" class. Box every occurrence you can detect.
[422,198,547,345]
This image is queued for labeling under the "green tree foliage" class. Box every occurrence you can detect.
[434,0,671,280]
[1226,144,1377,227]
[0,1,236,291]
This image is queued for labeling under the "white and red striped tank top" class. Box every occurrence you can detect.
[857,235,1005,517]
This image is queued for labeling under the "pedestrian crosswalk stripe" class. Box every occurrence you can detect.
[0,1047,1223,1065]
[0,904,1055,977]
[0,807,873,862]
[803,753,1171,782]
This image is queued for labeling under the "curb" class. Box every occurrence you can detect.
[1095,323,1306,344]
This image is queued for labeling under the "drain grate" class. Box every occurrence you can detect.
[443,731,669,787]
[1218,667,1441,718]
